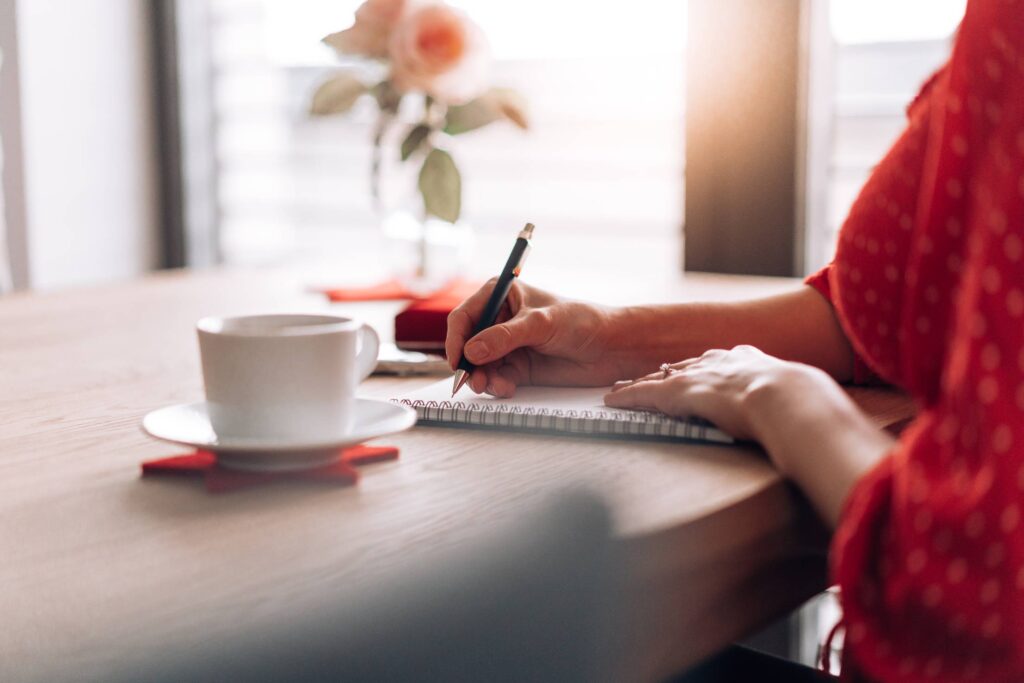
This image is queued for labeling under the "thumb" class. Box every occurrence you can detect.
[463,310,552,364]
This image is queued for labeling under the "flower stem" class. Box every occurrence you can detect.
[370,110,391,212]
[416,93,438,279]
[416,203,429,279]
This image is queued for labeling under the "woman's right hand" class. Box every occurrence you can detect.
[444,280,626,397]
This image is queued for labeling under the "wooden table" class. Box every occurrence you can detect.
[0,268,911,682]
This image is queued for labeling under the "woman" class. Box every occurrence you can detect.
[445,1,1024,680]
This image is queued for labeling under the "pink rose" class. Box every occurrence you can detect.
[388,4,490,105]
[323,0,410,59]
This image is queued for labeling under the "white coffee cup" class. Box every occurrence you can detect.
[196,314,380,440]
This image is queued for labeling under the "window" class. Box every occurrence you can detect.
[809,0,967,271]
[207,0,687,283]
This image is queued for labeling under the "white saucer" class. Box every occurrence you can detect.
[141,398,416,472]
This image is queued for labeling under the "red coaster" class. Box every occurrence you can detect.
[141,445,399,494]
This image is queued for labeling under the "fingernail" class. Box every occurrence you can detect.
[465,340,489,362]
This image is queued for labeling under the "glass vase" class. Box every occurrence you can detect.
[373,134,473,290]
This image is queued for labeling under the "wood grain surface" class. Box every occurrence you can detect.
[0,267,913,682]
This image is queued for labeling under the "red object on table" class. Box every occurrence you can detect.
[394,279,480,353]
[141,445,399,494]
[319,277,478,304]
[321,279,423,302]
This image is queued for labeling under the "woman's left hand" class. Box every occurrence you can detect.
[603,345,814,442]
[605,345,894,527]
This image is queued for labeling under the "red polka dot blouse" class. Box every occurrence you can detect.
[806,1,1024,680]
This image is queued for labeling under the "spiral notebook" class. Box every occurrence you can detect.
[392,379,734,444]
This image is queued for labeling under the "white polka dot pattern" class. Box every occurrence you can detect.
[807,2,1024,680]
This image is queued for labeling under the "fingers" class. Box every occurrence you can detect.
[603,378,671,411]
[611,347,745,390]
[485,364,524,398]
[609,357,700,392]
[463,309,553,366]
[464,361,523,398]
[603,377,700,419]
[608,348,731,392]
[469,366,488,394]
[445,279,501,370]
[443,279,563,371]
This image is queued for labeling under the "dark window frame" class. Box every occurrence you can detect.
[150,0,221,269]
[684,0,811,277]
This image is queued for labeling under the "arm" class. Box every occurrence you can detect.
[445,281,856,396]
[608,286,855,382]
[744,364,894,527]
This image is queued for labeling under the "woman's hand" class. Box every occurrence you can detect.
[444,282,862,400]
[604,345,802,442]
[604,345,894,526]
[445,280,628,396]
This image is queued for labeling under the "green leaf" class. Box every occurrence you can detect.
[444,97,501,135]
[418,149,461,223]
[400,124,431,161]
[310,73,368,116]
[443,88,530,134]
[372,80,402,114]
[489,87,530,130]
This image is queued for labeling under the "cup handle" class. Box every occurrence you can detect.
[355,324,380,382]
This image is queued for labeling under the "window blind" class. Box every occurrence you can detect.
[207,0,687,276]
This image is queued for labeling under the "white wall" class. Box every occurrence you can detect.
[0,46,11,291]
[17,0,159,289]
[0,0,30,291]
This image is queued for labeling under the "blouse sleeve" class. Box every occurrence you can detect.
[832,2,1024,679]
[805,266,880,386]
[834,283,1024,681]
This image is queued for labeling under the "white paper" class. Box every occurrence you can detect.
[398,379,625,413]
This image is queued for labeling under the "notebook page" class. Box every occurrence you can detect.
[394,379,733,444]
[393,378,737,444]
[399,379,624,414]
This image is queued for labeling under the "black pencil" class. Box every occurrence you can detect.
[452,222,535,396]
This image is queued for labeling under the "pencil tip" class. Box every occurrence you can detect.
[452,370,469,397]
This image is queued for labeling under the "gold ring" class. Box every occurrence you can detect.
[659,362,673,378]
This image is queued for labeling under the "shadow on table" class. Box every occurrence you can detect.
[99,489,627,683]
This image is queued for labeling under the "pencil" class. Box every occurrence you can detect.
[452,222,535,396]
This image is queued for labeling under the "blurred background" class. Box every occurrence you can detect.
[0,0,965,290]
[0,0,969,668]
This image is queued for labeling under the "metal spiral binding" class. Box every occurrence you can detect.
[396,399,714,427]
